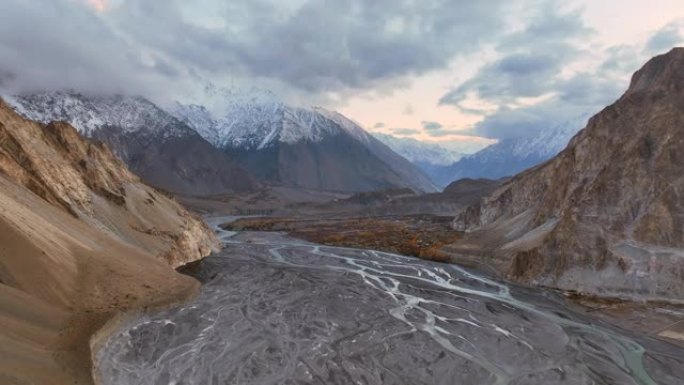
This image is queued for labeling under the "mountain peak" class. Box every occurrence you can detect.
[626,47,684,95]
[173,98,437,193]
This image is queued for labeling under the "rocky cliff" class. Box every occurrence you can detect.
[0,99,218,385]
[450,48,684,301]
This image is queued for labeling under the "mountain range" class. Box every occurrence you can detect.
[426,114,589,187]
[173,96,437,193]
[6,91,437,195]
[5,92,258,196]
[7,90,585,194]
[372,133,463,177]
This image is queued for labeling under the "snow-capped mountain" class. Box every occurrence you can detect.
[372,133,462,166]
[173,84,373,151]
[173,96,437,193]
[5,92,257,195]
[5,92,191,138]
[173,102,371,151]
[431,114,591,188]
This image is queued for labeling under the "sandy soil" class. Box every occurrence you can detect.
[0,175,202,385]
[0,101,218,385]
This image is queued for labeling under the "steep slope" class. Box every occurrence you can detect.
[0,100,218,385]
[372,133,462,182]
[173,101,438,193]
[5,92,257,196]
[430,115,589,187]
[450,48,684,300]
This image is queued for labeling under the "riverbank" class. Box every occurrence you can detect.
[89,283,202,385]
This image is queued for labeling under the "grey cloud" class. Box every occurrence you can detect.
[105,0,512,95]
[0,0,188,98]
[440,2,588,109]
[440,51,570,106]
[438,2,630,140]
[599,45,641,75]
[373,122,385,128]
[1,0,676,144]
[0,0,521,102]
[391,128,421,136]
[422,121,443,130]
[425,128,466,138]
[557,72,624,106]
[418,121,464,138]
[645,22,684,54]
[473,99,583,139]
[469,68,625,140]
[497,3,590,50]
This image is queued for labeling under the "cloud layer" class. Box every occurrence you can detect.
[0,0,512,99]
[1,0,683,140]
[439,9,684,139]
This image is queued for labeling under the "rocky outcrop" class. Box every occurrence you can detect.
[0,100,218,265]
[451,48,684,301]
[0,99,218,385]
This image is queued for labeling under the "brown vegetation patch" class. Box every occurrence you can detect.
[226,215,462,263]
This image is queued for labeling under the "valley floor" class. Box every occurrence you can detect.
[96,225,684,385]
[223,214,684,350]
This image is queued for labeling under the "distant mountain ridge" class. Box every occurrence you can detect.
[173,97,438,193]
[5,92,258,196]
[372,132,462,170]
[7,90,437,194]
[429,114,590,187]
[173,101,373,151]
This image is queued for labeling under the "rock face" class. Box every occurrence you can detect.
[173,101,438,193]
[0,99,218,266]
[6,92,258,196]
[450,48,684,300]
[0,99,218,385]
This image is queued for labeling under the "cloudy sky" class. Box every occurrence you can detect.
[1,0,683,153]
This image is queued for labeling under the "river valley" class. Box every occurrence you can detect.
[95,218,684,385]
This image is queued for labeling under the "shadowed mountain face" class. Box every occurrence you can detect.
[174,102,438,193]
[229,134,427,192]
[451,48,684,300]
[6,92,258,196]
